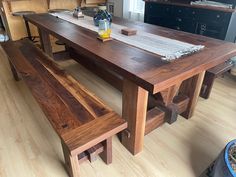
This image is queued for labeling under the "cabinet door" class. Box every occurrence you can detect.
[194,9,232,40]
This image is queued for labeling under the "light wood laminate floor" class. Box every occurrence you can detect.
[0,46,236,177]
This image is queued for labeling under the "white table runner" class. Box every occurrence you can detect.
[51,12,204,61]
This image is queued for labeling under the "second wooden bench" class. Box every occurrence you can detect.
[200,59,234,99]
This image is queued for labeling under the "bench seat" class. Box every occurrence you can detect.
[1,39,127,177]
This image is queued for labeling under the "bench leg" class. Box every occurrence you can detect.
[99,137,112,164]
[200,72,215,99]
[9,61,20,81]
[61,141,80,177]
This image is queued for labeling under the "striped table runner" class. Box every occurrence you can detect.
[51,12,204,61]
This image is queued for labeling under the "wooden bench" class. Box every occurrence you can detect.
[1,39,127,177]
[200,60,234,99]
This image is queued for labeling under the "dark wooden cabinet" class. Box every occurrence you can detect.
[144,1,236,41]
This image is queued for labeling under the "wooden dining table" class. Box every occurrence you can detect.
[24,13,236,155]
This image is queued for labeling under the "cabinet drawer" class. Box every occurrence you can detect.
[195,9,231,23]
[145,15,197,33]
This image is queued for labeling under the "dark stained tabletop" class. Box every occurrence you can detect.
[25,13,236,93]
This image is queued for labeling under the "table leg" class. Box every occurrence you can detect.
[99,137,112,164]
[200,72,215,99]
[38,28,53,57]
[121,79,148,155]
[179,71,205,119]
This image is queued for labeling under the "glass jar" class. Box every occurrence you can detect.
[98,19,111,39]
